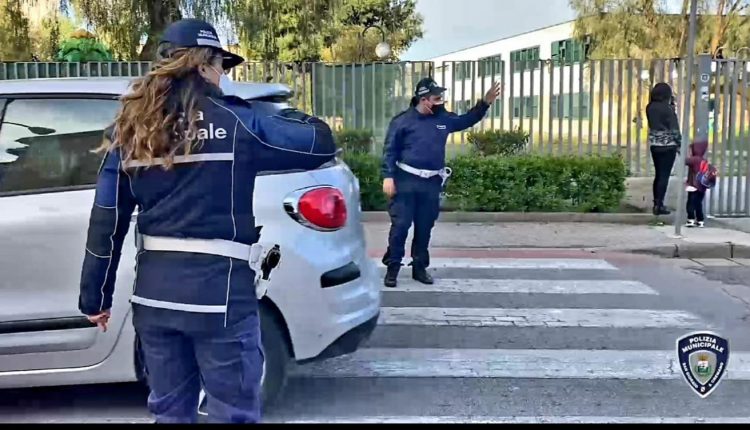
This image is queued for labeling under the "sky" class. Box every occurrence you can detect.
[401,0,576,60]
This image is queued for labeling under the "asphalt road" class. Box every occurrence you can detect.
[2,252,750,424]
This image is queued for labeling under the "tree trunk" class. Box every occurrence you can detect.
[709,0,726,57]
[677,0,689,57]
[138,0,182,61]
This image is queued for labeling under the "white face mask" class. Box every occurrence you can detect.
[211,65,234,95]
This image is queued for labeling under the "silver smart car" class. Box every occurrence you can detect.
[0,78,381,406]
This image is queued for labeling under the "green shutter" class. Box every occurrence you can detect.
[573,40,583,63]
[551,41,560,65]
[530,47,539,69]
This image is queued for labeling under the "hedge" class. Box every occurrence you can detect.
[341,152,627,213]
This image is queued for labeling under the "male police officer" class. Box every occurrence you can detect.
[78,19,337,423]
[381,77,501,288]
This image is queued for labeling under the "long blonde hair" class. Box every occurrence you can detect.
[104,46,221,169]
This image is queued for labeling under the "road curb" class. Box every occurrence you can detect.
[361,211,671,224]
[596,243,750,259]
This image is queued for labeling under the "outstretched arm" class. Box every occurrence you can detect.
[446,81,501,132]
[79,146,137,321]
[446,100,491,132]
[248,107,338,171]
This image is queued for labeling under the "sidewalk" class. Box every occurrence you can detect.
[364,220,750,259]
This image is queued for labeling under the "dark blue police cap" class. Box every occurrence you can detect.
[160,19,245,70]
[415,77,446,97]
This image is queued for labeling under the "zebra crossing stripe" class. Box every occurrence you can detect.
[290,348,750,380]
[382,279,658,295]
[379,307,703,328]
[373,258,618,270]
[273,416,750,424]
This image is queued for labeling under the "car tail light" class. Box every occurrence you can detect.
[284,186,347,231]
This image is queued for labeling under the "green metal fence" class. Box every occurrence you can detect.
[2,59,749,214]
[0,61,435,145]
[0,62,152,80]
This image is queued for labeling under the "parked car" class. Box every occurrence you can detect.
[0,78,381,407]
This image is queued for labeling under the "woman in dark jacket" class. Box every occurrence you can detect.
[647,82,681,215]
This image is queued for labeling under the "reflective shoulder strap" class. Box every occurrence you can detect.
[123,152,234,169]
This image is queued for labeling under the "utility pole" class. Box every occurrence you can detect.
[673,0,699,237]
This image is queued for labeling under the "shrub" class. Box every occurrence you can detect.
[342,152,627,213]
[341,151,389,211]
[446,154,627,212]
[467,127,529,157]
[335,129,373,154]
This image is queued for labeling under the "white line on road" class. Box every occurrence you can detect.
[379,307,703,328]
[382,279,658,295]
[291,348,750,380]
[271,416,750,424]
[374,258,618,270]
[19,416,750,424]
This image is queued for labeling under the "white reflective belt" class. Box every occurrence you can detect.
[141,235,266,284]
[139,234,269,304]
[130,295,227,313]
[142,235,252,261]
[397,162,452,187]
[123,152,234,169]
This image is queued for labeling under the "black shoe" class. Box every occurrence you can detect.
[384,264,400,288]
[412,266,434,285]
[652,203,671,216]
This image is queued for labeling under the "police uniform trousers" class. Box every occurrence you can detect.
[132,290,264,423]
[382,169,442,268]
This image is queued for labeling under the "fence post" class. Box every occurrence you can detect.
[694,54,712,143]
[674,0,699,236]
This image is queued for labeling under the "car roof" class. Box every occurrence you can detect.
[0,77,292,100]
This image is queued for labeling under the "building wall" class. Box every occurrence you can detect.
[418,20,677,151]
[429,21,576,64]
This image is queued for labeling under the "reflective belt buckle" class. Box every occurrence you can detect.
[439,167,452,187]
[249,243,264,268]
[252,244,281,300]
[419,170,433,179]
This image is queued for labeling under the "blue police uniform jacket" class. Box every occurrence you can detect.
[78,90,337,328]
[381,100,490,179]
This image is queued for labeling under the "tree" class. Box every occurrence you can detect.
[322,0,423,62]
[570,0,750,60]
[60,0,236,60]
[7,0,421,63]
[230,0,340,62]
[0,0,33,61]
[569,0,680,60]
[30,12,78,61]
[60,0,353,62]
[708,0,750,57]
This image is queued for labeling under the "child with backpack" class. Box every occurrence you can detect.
[684,140,717,228]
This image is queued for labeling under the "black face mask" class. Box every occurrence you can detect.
[422,99,445,115]
[431,103,446,114]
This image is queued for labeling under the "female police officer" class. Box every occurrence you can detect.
[78,19,336,423]
[381,77,501,288]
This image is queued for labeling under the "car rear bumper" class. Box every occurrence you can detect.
[267,250,381,361]
[296,312,379,364]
